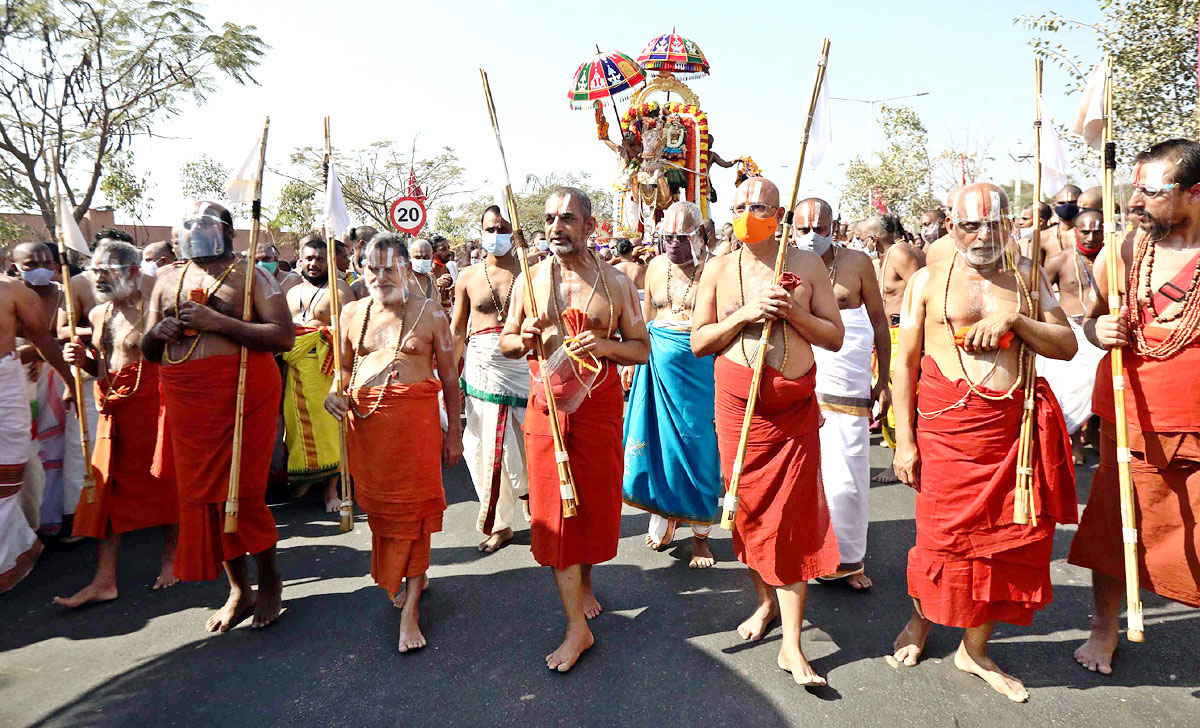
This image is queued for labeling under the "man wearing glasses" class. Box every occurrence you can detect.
[691,177,844,686]
[1070,138,1200,675]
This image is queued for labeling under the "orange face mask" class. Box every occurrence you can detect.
[732,210,778,245]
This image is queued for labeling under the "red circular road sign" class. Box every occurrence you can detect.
[389,196,427,235]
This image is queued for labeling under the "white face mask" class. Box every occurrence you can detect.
[139,260,158,277]
[480,231,513,256]
[536,240,550,252]
[1019,226,1035,240]
[796,230,833,256]
[411,258,433,275]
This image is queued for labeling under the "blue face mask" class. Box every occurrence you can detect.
[21,267,55,287]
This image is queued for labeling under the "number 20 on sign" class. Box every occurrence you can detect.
[389,196,427,235]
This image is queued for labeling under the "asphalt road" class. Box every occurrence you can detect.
[1,437,1196,728]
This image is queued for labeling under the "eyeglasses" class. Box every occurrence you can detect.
[1131,182,1180,199]
[731,203,776,218]
[953,219,1010,234]
[662,231,698,243]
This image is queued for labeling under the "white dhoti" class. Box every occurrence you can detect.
[0,354,42,594]
[460,328,529,535]
[1036,317,1106,435]
[34,362,68,532]
[61,368,98,518]
[813,305,874,566]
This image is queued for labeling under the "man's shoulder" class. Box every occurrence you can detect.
[837,246,873,269]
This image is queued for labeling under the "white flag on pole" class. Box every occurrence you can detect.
[324,160,351,236]
[225,133,263,204]
[57,197,89,257]
[1073,64,1106,151]
[1038,95,1069,195]
[805,75,832,168]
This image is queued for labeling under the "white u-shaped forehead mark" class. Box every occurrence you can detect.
[1135,161,1168,188]
[555,193,574,217]
[796,201,820,228]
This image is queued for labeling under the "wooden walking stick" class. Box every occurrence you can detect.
[720,38,830,531]
[1013,58,1046,526]
[224,117,270,534]
[479,68,578,518]
[49,155,96,505]
[1100,58,1145,642]
[323,116,355,534]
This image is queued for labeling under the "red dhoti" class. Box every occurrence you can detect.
[158,353,281,582]
[1069,329,1200,607]
[346,379,445,599]
[910,357,1076,627]
[73,362,177,538]
[524,361,624,569]
[714,357,839,587]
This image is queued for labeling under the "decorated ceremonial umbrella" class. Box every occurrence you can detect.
[567,47,646,110]
[636,30,710,79]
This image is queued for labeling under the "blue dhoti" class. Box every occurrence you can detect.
[622,323,721,525]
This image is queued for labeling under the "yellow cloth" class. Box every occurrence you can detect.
[873,325,900,448]
[283,327,341,486]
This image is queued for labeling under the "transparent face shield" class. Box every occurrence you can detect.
[951,187,1012,267]
[177,212,228,259]
[362,245,409,304]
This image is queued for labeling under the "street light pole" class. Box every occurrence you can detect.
[831,91,930,158]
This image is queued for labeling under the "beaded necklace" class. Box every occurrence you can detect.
[1128,230,1200,359]
[163,259,238,364]
[666,259,700,315]
[736,246,788,369]
[481,260,513,324]
[98,297,145,407]
[348,298,408,419]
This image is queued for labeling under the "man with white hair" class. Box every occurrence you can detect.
[326,234,462,652]
[55,240,179,607]
[890,182,1077,702]
[622,201,720,568]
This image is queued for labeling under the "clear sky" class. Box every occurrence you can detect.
[124,0,1103,229]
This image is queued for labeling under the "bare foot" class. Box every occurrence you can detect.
[397,611,426,653]
[689,537,715,569]
[644,520,676,551]
[872,465,899,484]
[251,571,284,628]
[290,482,313,499]
[737,599,778,641]
[477,528,514,554]
[847,572,873,590]
[582,587,603,620]
[545,624,594,672]
[892,614,932,666]
[152,562,178,590]
[324,493,341,513]
[391,574,429,609]
[778,643,827,686]
[53,582,118,608]
[205,590,256,633]
[955,641,1029,702]
[1074,627,1117,675]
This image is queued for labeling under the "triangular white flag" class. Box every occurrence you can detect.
[225,133,263,204]
[57,197,89,257]
[1073,64,1106,151]
[1038,95,1069,195]
[805,75,832,169]
[323,160,351,236]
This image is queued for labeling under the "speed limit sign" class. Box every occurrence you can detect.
[389,196,427,235]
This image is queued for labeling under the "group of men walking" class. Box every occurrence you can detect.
[2,137,1198,702]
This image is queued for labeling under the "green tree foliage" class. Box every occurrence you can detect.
[1018,0,1199,169]
[179,154,232,202]
[286,140,469,231]
[99,151,152,224]
[840,105,940,223]
[0,1,266,236]
[271,179,319,236]
[436,173,612,242]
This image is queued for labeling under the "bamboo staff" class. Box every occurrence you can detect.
[1100,58,1145,642]
[1013,59,1046,526]
[480,68,578,518]
[49,155,96,505]
[720,38,830,530]
[323,116,354,534]
[224,117,270,534]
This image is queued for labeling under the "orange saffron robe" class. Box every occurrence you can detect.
[73,362,177,538]
[714,357,840,587]
[911,357,1076,627]
[1070,325,1200,607]
[346,378,445,599]
[157,352,281,582]
[524,361,624,570]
